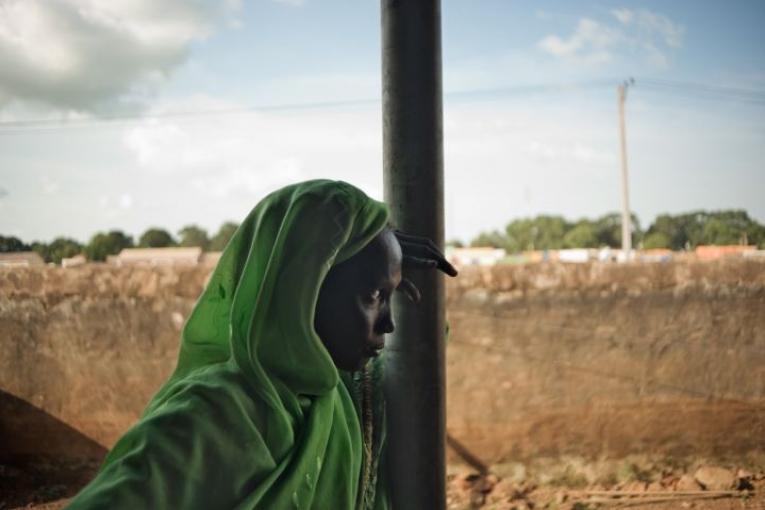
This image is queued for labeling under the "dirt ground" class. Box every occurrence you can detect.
[1,457,763,510]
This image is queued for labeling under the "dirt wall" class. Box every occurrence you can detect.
[1,260,764,463]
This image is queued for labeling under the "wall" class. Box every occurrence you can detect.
[1,260,763,463]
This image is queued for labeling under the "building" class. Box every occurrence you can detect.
[111,247,203,267]
[0,251,45,268]
[61,254,86,268]
[695,245,756,261]
[446,246,506,266]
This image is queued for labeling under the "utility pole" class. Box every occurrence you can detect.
[381,0,446,508]
[617,78,634,257]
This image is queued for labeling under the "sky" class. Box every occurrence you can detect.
[1,0,764,244]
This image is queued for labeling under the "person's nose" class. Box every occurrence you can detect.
[377,308,395,335]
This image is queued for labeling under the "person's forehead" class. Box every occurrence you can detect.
[356,231,402,282]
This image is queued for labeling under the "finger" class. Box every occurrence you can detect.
[399,244,458,276]
[395,231,442,255]
[397,278,421,303]
[403,255,438,270]
[396,236,458,277]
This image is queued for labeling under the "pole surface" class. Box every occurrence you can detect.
[381,1,445,508]
[618,84,632,254]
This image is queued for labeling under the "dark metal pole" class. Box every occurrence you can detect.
[381,1,445,508]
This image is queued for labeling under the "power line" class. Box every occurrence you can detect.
[639,78,765,104]
[0,78,763,134]
[0,81,616,134]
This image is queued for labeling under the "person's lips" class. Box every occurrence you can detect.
[364,342,384,358]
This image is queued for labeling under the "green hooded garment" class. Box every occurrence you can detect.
[68,180,391,509]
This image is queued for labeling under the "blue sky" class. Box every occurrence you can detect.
[1,0,764,243]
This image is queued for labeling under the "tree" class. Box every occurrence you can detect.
[563,221,599,248]
[644,210,765,250]
[445,239,464,248]
[178,225,209,250]
[138,228,176,248]
[504,215,570,252]
[470,230,507,249]
[209,222,239,251]
[86,231,134,261]
[642,232,671,249]
[593,212,642,248]
[0,235,30,252]
[32,237,83,264]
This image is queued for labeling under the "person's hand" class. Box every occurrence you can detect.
[393,229,458,303]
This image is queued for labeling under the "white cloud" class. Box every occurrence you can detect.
[272,0,305,6]
[538,9,684,68]
[0,0,240,112]
[612,8,634,25]
[120,95,383,202]
[119,193,134,209]
[612,8,685,48]
[538,18,618,64]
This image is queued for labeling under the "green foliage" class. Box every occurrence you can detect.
[592,212,642,248]
[641,231,671,249]
[504,215,569,251]
[0,235,30,252]
[469,209,764,253]
[563,221,599,248]
[470,230,508,249]
[32,237,83,264]
[178,225,209,250]
[138,228,176,248]
[209,222,239,252]
[644,210,765,250]
[86,231,133,261]
[470,212,641,252]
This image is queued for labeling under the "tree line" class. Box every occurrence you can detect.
[463,209,765,253]
[0,222,239,264]
[4,209,763,264]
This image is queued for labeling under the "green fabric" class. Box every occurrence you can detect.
[67,180,391,509]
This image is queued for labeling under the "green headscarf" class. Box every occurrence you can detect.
[67,180,390,509]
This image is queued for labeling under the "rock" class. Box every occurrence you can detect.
[484,478,515,504]
[646,481,664,492]
[694,466,736,490]
[675,474,703,491]
[622,480,647,492]
[736,469,755,491]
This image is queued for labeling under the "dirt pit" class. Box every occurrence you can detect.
[2,456,763,509]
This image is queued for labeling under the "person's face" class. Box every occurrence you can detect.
[314,229,403,371]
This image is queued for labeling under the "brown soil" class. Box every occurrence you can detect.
[2,457,762,510]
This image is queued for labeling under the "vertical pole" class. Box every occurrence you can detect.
[381,1,445,509]
[618,83,632,255]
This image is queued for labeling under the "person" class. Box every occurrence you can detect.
[67,179,457,509]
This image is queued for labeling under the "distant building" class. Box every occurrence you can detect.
[558,249,592,263]
[695,245,756,261]
[447,246,506,266]
[61,254,86,268]
[112,247,203,267]
[0,251,45,268]
[638,249,673,263]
